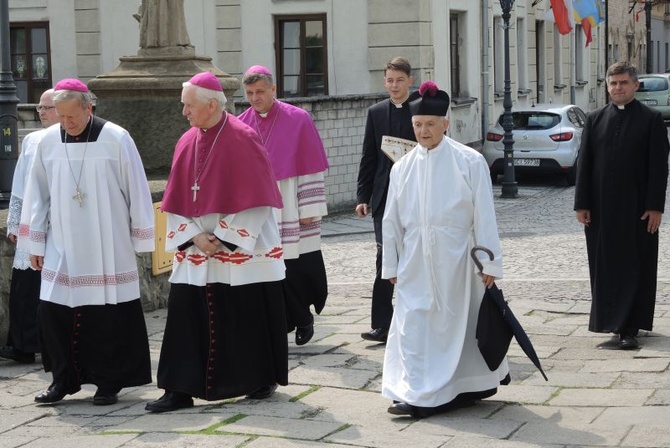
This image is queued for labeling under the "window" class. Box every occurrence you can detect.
[10,22,51,103]
[449,14,461,97]
[274,15,327,98]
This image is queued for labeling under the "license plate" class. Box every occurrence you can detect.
[514,158,540,167]
[641,99,658,106]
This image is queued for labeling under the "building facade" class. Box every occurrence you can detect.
[7,0,616,208]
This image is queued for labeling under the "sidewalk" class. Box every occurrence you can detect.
[1,183,669,447]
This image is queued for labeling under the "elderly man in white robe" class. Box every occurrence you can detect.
[381,81,509,418]
[20,78,155,406]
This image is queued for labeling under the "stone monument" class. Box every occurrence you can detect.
[88,0,239,175]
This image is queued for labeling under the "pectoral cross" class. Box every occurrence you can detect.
[72,187,86,207]
[191,182,200,202]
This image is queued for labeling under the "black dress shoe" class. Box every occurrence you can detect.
[0,346,35,364]
[361,328,388,343]
[295,320,314,346]
[387,402,413,415]
[145,391,194,413]
[619,335,639,350]
[245,384,278,399]
[35,383,68,404]
[93,388,119,406]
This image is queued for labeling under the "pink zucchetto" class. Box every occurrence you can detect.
[188,72,222,92]
[54,78,89,92]
[244,65,273,77]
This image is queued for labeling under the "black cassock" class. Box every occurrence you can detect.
[575,100,669,333]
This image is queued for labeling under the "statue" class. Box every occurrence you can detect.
[134,0,191,49]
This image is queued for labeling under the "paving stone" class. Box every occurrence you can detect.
[612,371,670,389]
[594,405,670,425]
[622,425,670,448]
[647,389,670,405]
[580,358,670,373]
[0,410,55,432]
[490,404,604,424]
[243,436,355,447]
[401,415,522,440]
[111,414,234,432]
[19,434,138,448]
[218,415,343,440]
[509,420,629,446]
[520,370,618,388]
[492,384,558,405]
[288,365,378,390]
[120,433,249,447]
[325,425,454,448]
[549,388,653,407]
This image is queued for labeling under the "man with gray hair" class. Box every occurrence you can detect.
[146,72,288,413]
[19,78,155,406]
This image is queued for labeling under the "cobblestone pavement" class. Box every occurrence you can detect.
[1,179,669,447]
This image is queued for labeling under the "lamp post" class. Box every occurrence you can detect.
[499,0,518,198]
[645,0,652,73]
[0,0,19,204]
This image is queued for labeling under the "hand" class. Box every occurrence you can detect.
[8,233,17,244]
[576,209,591,226]
[388,277,397,285]
[641,210,662,234]
[30,255,44,271]
[193,232,221,256]
[482,274,495,289]
[355,203,369,217]
[299,217,316,225]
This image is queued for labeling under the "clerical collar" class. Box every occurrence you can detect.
[390,95,410,108]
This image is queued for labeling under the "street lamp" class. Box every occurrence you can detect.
[499,0,518,198]
[0,0,19,204]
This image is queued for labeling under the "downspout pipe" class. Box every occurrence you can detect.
[482,0,490,144]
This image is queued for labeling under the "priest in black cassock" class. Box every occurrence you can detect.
[574,61,669,350]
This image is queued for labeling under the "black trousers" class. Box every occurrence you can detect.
[284,250,328,330]
[371,214,394,330]
[6,268,41,353]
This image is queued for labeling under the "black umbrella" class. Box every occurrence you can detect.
[471,246,548,381]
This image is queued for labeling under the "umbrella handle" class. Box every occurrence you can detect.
[470,245,494,274]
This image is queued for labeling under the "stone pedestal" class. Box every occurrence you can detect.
[88,47,240,175]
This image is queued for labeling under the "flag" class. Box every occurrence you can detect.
[550,0,574,35]
[572,0,604,47]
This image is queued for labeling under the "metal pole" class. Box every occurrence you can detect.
[0,0,20,203]
[500,1,518,198]
[646,0,652,73]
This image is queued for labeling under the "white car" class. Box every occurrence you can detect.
[482,104,587,186]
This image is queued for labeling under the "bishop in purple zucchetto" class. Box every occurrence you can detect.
[188,72,222,92]
[244,65,273,77]
[54,78,89,92]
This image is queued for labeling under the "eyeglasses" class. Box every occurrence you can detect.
[36,106,56,112]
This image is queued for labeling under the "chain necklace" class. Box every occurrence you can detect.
[253,101,281,146]
[64,117,93,207]
[191,112,228,202]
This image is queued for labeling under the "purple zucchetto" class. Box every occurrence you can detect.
[54,78,89,92]
[409,80,450,117]
[188,72,223,92]
[244,65,273,77]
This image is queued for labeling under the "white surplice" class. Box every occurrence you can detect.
[7,127,54,269]
[381,135,509,408]
[276,172,328,259]
[166,207,285,286]
[18,121,155,308]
